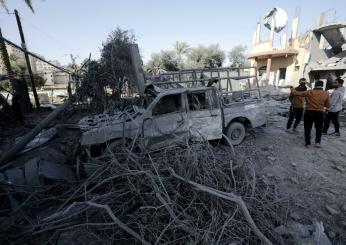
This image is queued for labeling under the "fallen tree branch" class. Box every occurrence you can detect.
[169,168,274,245]
[84,201,151,245]
[0,98,73,168]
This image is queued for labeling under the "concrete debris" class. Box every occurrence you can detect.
[274,221,332,245]
[4,167,25,185]
[313,222,332,245]
[290,177,299,184]
[340,204,346,213]
[290,212,301,221]
[1,157,74,189]
[16,127,57,153]
[267,156,276,162]
[39,161,74,181]
[325,205,340,215]
[327,230,336,239]
[40,104,57,110]
[274,221,312,238]
[331,165,345,173]
[78,109,142,132]
[24,157,41,186]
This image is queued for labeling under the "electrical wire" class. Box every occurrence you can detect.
[19,15,80,60]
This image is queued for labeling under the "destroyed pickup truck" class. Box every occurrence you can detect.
[79,67,267,151]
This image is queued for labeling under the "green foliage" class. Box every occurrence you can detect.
[77,28,138,111]
[228,45,249,67]
[31,74,45,88]
[1,54,46,90]
[100,28,136,99]
[187,44,225,68]
[146,42,226,72]
[145,50,179,73]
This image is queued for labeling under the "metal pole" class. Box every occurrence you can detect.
[0,35,70,74]
[14,9,40,108]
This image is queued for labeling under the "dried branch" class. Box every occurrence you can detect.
[169,168,274,245]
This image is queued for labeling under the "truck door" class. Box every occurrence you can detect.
[186,90,222,140]
[143,93,189,149]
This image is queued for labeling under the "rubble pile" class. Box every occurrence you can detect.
[0,140,288,244]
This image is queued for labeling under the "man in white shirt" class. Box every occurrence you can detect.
[322,78,345,136]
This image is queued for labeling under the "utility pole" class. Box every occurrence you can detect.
[14,9,40,108]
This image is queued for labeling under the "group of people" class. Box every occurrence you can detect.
[286,77,345,147]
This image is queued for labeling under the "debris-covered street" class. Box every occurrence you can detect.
[1,1,346,245]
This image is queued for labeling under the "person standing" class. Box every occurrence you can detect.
[323,78,345,136]
[291,80,330,148]
[286,78,307,132]
[11,94,24,126]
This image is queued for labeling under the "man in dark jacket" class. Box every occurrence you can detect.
[286,78,307,132]
[291,80,330,148]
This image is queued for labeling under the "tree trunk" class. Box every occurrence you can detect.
[0,29,31,112]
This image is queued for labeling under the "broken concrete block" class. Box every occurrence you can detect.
[0,173,6,182]
[327,230,336,239]
[273,225,289,235]
[325,205,340,215]
[338,220,346,227]
[313,222,332,245]
[328,189,340,195]
[267,156,276,161]
[39,161,75,182]
[340,204,346,213]
[290,177,299,184]
[17,127,57,153]
[290,212,301,221]
[24,157,41,186]
[331,165,345,173]
[4,167,24,185]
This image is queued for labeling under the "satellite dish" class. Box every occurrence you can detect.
[263,7,288,33]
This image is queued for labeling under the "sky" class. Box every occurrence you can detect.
[1,0,345,66]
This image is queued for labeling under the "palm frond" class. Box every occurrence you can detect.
[0,0,9,13]
[23,0,34,13]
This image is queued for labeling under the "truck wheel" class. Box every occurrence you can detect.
[226,122,246,145]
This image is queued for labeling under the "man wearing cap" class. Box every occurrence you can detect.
[291,80,330,147]
[323,78,345,136]
[286,78,307,132]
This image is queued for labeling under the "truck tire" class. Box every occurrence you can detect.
[226,122,246,145]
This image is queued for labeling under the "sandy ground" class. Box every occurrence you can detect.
[236,113,346,243]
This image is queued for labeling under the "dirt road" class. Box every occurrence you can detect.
[236,114,346,243]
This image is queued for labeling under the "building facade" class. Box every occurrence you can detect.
[249,10,346,88]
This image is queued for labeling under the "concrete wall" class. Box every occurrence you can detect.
[256,55,298,86]
[53,72,69,84]
[252,40,272,53]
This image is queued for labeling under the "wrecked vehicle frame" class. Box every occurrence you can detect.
[79,66,267,151]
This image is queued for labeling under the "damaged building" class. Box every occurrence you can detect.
[249,8,346,90]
